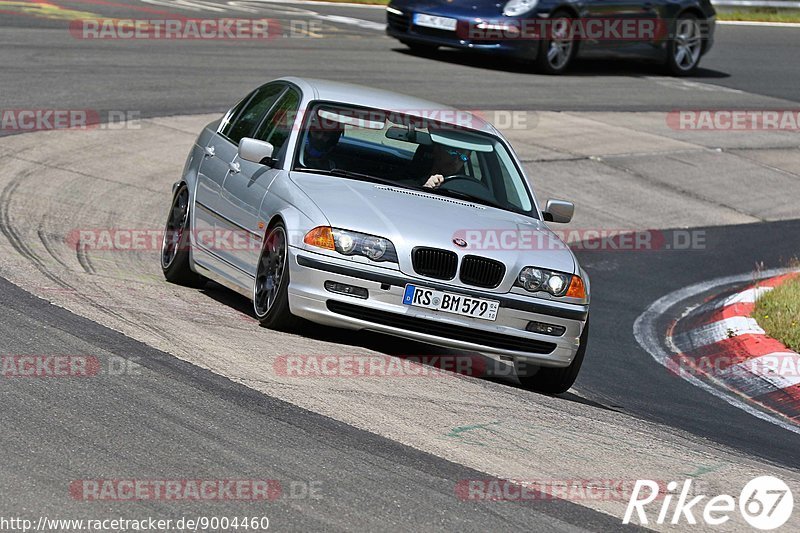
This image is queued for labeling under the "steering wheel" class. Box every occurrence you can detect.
[439,174,490,196]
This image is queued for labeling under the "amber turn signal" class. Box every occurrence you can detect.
[304,226,335,250]
[566,275,586,299]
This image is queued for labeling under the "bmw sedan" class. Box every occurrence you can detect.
[386,0,715,75]
[160,77,590,393]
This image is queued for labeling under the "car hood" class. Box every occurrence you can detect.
[290,172,577,287]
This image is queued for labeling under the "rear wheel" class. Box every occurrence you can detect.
[665,14,703,76]
[534,12,576,75]
[160,184,205,288]
[253,222,301,331]
[516,318,589,394]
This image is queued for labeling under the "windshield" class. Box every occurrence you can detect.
[292,103,536,216]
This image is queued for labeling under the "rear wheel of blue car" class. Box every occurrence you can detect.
[534,11,576,75]
[666,13,703,76]
[160,184,205,288]
[516,318,589,394]
[254,222,300,330]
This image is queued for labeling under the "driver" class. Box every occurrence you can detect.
[422,143,471,189]
[303,115,344,170]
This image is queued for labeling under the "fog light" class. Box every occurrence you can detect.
[526,321,566,336]
[324,281,368,299]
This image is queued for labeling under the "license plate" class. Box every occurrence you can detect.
[413,13,458,32]
[403,285,499,321]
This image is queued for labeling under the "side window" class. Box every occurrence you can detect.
[224,84,285,145]
[253,89,301,158]
[218,93,253,139]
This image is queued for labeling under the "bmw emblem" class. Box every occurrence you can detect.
[453,238,467,248]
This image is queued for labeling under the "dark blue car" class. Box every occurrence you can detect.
[386,0,715,75]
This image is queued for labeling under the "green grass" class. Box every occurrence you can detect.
[717,9,800,23]
[754,274,800,352]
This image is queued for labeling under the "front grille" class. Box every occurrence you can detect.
[327,300,556,354]
[412,247,458,280]
[387,11,410,32]
[460,255,506,289]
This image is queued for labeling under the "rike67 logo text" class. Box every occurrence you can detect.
[624,476,793,530]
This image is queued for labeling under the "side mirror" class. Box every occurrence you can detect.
[542,199,574,224]
[239,137,275,166]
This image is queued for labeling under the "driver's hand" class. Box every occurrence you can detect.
[423,174,444,189]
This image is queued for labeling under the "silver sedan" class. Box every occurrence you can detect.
[160,77,590,393]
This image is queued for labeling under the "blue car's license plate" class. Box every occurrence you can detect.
[413,13,458,32]
[403,284,499,321]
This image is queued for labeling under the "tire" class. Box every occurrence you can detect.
[253,222,301,331]
[665,13,703,76]
[534,11,577,75]
[160,184,205,288]
[516,318,589,394]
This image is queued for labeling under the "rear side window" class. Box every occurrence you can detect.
[254,89,301,158]
[222,84,285,144]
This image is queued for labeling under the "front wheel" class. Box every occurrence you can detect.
[160,184,205,288]
[516,318,589,394]
[534,12,577,75]
[253,223,301,331]
[665,14,703,76]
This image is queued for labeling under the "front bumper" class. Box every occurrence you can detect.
[287,248,588,367]
[386,9,540,60]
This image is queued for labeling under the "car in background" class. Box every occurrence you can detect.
[386,0,715,75]
[160,77,590,393]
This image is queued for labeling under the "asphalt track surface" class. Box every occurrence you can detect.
[0,275,636,531]
[1,1,800,530]
[0,0,799,121]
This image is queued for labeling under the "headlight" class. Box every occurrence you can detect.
[516,266,585,299]
[503,0,539,17]
[304,226,398,263]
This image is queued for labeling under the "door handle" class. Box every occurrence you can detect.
[228,161,241,174]
[204,145,215,158]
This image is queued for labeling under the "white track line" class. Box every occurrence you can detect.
[718,20,800,28]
